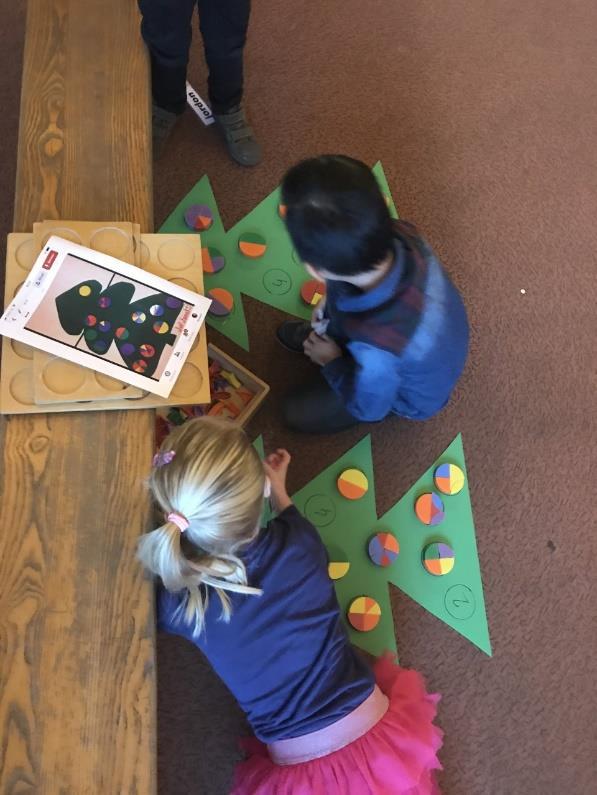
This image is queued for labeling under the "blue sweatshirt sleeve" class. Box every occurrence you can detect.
[322,342,400,421]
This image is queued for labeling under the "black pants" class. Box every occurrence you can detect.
[139,0,251,114]
[282,373,361,434]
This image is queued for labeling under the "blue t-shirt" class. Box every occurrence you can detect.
[157,505,374,743]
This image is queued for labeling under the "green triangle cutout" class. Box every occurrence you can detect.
[290,433,491,658]
[159,163,397,350]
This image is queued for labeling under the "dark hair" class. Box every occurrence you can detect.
[281,155,395,276]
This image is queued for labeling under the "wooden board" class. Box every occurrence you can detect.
[0,2,156,793]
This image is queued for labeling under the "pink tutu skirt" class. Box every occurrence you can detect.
[231,654,443,795]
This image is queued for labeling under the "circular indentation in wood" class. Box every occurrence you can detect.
[42,359,87,394]
[139,241,151,267]
[15,238,38,270]
[10,369,35,405]
[171,363,203,398]
[11,339,33,360]
[94,372,128,392]
[41,228,82,247]
[157,239,195,271]
[169,277,196,292]
[89,227,132,259]
[124,391,150,401]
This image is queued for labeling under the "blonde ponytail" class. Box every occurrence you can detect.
[137,418,266,636]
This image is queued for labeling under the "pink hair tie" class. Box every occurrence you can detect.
[167,512,190,533]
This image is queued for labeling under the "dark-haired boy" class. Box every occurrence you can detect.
[277,155,469,434]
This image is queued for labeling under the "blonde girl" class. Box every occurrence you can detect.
[139,417,443,794]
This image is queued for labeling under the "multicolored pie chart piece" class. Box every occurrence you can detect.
[434,463,465,495]
[202,246,226,274]
[300,279,326,306]
[184,204,214,232]
[238,231,267,258]
[328,561,350,580]
[337,468,368,500]
[422,542,455,576]
[208,288,234,317]
[347,596,382,632]
[368,532,400,567]
[415,492,445,525]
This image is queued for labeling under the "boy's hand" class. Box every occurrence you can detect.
[303,332,342,366]
[263,449,293,513]
[311,296,328,336]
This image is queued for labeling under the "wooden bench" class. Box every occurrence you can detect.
[0,1,156,791]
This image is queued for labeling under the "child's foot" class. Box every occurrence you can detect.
[214,105,262,167]
[152,102,181,160]
[276,320,311,352]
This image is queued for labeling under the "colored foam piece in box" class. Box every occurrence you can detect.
[1,229,211,414]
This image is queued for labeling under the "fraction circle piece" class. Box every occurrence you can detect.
[92,339,108,353]
[337,468,368,500]
[115,327,129,339]
[347,596,381,632]
[422,542,455,576]
[434,463,465,495]
[120,343,135,356]
[166,297,182,310]
[300,279,326,307]
[368,532,400,567]
[132,311,146,324]
[132,359,148,373]
[202,246,225,274]
[328,561,350,580]
[415,492,445,525]
[139,343,155,358]
[184,204,214,232]
[150,304,165,317]
[208,288,234,317]
[98,296,111,309]
[153,321,170,335]
[238,231,267,258]
[98,320,111,333]
[79,285,91,297]
[85,314,97,327]
[278,203,287,219]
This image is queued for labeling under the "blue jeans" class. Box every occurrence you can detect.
[139,0,251,114]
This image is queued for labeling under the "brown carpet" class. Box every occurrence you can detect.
[2,1,596,793]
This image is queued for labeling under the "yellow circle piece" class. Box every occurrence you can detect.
[337,468,368,500]
[328,561,350,581]
[78,285,92,297]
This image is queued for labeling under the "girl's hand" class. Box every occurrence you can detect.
[263,449,293,513]
[303,332,342,367]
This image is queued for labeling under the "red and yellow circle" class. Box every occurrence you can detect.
[337,468,368,500]
[347,596,381,632]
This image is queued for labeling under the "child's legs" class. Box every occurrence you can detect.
[283,373,360,434]
[139,0,197,114]
[196,0,251,113]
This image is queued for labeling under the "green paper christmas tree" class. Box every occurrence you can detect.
[160,163,398,351]
[288,433,491,658]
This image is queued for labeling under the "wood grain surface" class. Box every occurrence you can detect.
[1,1,156,792]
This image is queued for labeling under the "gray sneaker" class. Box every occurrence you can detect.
[152,102,181,159]
[214,105,262,167]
